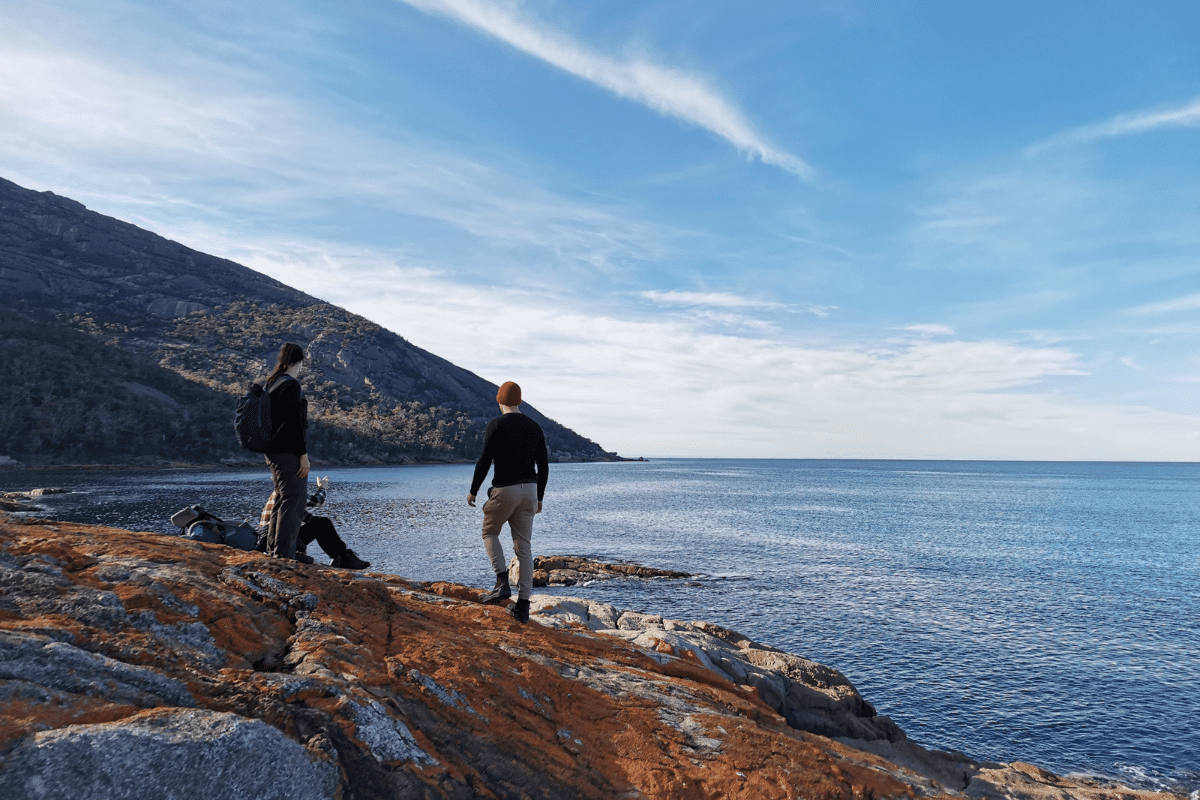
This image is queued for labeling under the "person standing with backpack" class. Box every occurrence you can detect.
[262,342,310,560]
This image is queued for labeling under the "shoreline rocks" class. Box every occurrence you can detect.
[512,554,692,587]
[0,489,69,513]
[0,516,1185,800]
[529,595,901,743]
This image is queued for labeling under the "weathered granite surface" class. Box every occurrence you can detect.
[0,516,1182,800]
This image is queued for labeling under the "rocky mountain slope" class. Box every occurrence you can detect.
[0,177,613,466]
[0,515,1182,800]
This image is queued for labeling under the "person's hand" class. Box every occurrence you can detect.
[298,454,310,479]
[467,494,476,507]
[536,500,543,514]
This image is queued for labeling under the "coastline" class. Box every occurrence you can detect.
[0,515,1186,799]
[2,461,1196,794]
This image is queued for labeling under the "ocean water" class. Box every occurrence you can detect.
[6,459,1199,794]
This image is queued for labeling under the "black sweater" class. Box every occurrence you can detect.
[267,376,308,457]
[470,413,549,500]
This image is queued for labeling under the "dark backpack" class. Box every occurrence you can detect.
[234,376,292,453]
[170,505,258,551]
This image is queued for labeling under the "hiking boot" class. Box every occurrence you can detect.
[332,549,370,570]
[295,552,315,565]
[511,598,530,624]
[480,573,511,605]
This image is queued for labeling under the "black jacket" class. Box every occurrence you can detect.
[267,376,308,456]
[470,413,548,500]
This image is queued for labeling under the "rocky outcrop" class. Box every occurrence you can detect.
[529,596,900,743]
[0,516,1183,800]
[0,490,67,513]
[514,555,692,587]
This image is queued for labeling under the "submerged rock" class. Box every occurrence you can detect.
[511,554,692,587]
[0,516,1183,799]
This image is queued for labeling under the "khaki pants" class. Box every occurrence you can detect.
[481,483,537,600]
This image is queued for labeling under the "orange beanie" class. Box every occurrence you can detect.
[496,381,522,406]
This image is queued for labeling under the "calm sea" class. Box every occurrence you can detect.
[6,459,1198,794]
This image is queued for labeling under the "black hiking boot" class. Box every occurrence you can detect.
[332,549,370,570]
[511,598,530,624]
[480,573,511,605]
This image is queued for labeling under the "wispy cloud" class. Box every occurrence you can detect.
[209,235,1200,461]
[1027,97,1200,155]
[639,290,781,309]
[638,290,833,318]
[396,0,811,178]
[1125,292,1200,315]
[0,44,677,280]
[688,310,779,333]
[904,323,955,336]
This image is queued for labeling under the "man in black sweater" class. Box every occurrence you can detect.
[467,381,549,624]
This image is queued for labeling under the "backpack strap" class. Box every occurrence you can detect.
[266,375,297,393]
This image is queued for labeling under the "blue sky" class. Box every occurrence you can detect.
[3,0,1200,458]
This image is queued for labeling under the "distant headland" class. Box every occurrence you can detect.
[0,176,621,468]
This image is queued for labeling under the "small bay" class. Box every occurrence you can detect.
[7,458,1199,794]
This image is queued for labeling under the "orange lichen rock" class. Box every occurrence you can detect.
[0,517,1184,800]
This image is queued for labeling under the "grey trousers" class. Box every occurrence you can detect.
[481,483,537,600]
[265,452,307,560]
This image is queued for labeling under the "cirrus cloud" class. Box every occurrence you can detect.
[396,0,811,178]
[1026,97,1200,155]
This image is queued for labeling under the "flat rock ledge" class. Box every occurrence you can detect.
[0,516,1183,800]
[515,555,692,587]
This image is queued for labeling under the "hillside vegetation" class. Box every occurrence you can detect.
[0,177,614,466]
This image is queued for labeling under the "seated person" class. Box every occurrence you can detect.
[258,477,370,569]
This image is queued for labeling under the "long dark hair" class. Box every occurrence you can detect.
[265,342,304,387]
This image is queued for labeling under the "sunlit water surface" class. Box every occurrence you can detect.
[7,459,1198,795]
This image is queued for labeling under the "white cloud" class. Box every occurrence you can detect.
[904,323,955,336]
[639,290,781,309]
[1125,292,1200,315]
[0,49,290,165]
[1027,97,1200,155]
[637,290,833,331]
[1018,330,1091,346]
[639,290,835,320]
[396,0,810,178]
[183,232,1200,461]
[684,309,779,332]
[0,44,679,281]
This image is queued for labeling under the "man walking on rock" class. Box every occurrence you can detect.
[467,381,548,624]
